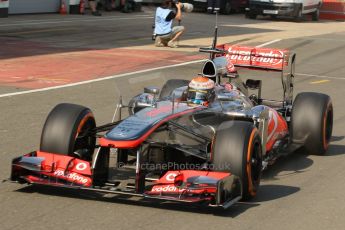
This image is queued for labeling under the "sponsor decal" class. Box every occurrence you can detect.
[226,46,285,66]
[165,172,178,182]
[151,185,185,193]
[75,162,87,171]
[53,169,90,185]
[152,185,178,192]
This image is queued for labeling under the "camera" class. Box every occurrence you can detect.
[172,1,194,13]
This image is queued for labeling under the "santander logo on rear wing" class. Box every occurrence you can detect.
[218,44,290,71]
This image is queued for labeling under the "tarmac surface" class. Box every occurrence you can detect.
[0,9,345,230]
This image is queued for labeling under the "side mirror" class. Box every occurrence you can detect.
[225,73,239,78]
[144,86,160,96]
[246,79,262,101]
[245,79,261,90]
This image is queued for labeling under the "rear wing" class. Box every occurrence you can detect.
[217,44,292,72]
[202,44,297,105]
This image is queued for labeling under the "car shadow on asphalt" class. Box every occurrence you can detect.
[261,150,314,181]
[258,137,345,181]
[325,136,345,156]
[14,183,298,217]
[326,144,345,156]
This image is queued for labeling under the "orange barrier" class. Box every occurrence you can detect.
[60,0,67,15]
[320,0,345,20]
[80,0,85,14]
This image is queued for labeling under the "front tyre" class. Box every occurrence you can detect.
[212,121,263,200]
[291,92,333,155]
[40,103,96,161]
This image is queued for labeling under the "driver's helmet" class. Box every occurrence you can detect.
[187,76,215,105]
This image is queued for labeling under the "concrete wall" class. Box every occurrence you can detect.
[9,0,60,14]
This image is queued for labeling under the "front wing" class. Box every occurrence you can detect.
[10,151,242,209]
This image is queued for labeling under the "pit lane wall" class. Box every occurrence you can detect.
[320,0,345,20]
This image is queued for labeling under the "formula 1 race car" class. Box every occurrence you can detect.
[10,32,333,210]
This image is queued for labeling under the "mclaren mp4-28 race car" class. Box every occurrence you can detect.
[10,41,333,210]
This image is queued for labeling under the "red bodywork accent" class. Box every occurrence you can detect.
[99,107,203,148]
[24,175,66,186]
[218,44,290,71]
[35,151,92,186]
[147,170,230,195]
[266,109,288,152]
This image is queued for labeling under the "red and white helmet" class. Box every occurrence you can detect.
[187,76,215,105]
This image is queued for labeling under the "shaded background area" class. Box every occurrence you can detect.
[0,12,280,59]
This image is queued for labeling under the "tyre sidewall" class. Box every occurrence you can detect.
[291,93,333,155]
[40,103,96,156]
[212,121,262,200]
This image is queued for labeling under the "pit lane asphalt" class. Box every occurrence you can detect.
[1,12,345,230]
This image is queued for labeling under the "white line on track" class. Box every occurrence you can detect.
[0,15,153,27]
[0,60,206,98]
[296,73,345,80]
[0,39,284,99]
[256,39,282,48]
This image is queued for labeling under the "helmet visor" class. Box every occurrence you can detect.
[187,89,209,102]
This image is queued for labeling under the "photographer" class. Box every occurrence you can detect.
[154,0,185,48]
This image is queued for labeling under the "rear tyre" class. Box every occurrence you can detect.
[40,103,96,161]
[291,92,333,155]
[159,79,189,100]
[212,121,263,200]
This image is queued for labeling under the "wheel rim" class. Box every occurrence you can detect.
[246,130,262,196]
[74,114,96,160]
[251,141,262,187]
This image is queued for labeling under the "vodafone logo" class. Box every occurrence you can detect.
[152,185,178,193]
[165,173,177,182]
[75,162,87,171]
[53,169,89,185]
[227,47,284,66]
